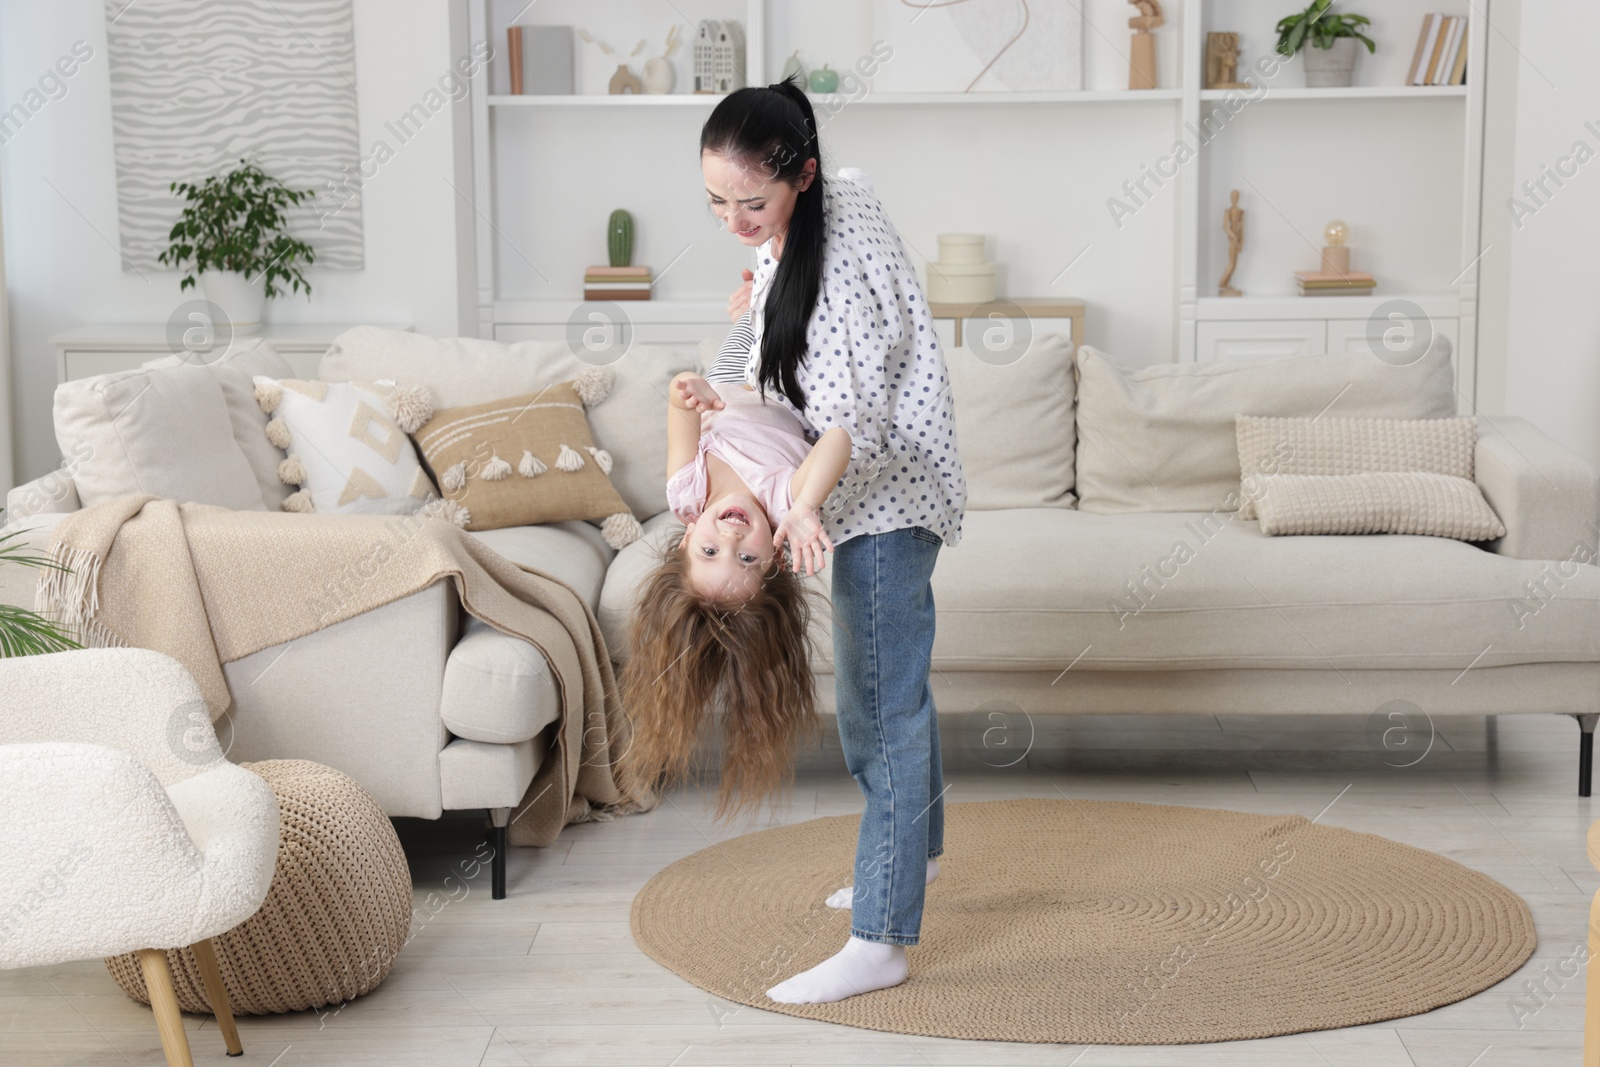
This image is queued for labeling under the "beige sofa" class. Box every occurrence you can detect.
[6,325,1599,899]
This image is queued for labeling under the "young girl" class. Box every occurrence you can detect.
[615,369,852,821]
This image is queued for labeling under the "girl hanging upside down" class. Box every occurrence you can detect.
[614,370,852,821]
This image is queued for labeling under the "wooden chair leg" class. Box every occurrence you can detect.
[190,938,243,1057]
[135,948,195,1067]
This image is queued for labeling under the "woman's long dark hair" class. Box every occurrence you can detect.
[701,73,826,410]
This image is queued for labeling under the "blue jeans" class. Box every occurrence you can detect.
[831,525,945,946]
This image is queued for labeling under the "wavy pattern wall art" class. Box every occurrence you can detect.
[103,0,363,271]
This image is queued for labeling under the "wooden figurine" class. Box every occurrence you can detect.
[1205,32,1252,89]
[1128,0,1163,90]
[1219,190,1244,297]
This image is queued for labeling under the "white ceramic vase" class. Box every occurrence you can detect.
[199,269,266,333]
[1301,37,1358,88]
[642,56,675,94]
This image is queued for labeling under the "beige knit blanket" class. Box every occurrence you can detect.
[35,493,656,847]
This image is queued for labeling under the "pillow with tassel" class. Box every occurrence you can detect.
[409,367,642,548]
[252,376,439,517]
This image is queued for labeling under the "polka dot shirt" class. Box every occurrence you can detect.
[704,178,967,548]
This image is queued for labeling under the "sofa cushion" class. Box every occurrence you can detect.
[253,377,434,517]
[467,519,615,611]
[1235,414,1479,519]
[412,380,635,537]
[319,326,700,521]
[695,331,1078,510]
[141,338,297,510]
[946,331,1075,510]
[1074,333,1457,514]
[924,507,1600,672]
[1253,471,1506,541]
[54,363,264,511]
[440,616,561,745]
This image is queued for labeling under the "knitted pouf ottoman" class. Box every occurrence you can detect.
[105,759,414,1015]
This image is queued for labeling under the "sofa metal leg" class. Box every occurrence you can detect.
[1575,714,1599,798]
[489,807,510,900]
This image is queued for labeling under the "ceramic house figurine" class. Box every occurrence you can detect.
[694,19,745,93]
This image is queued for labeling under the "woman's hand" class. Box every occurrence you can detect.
[772,504,833,577]
[728,268,755,323]
[672,373,725,413]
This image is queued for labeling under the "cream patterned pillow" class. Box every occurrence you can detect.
[1235,415,1478,519]
[251,376,439,517]
[1253,471,1506,540]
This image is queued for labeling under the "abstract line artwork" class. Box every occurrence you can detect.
[871,0,1083,93]
[103,0,363,271]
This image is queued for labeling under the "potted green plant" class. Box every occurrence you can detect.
[0,510,81,657]
[1275,0,1376,88]
[158,159,317,331]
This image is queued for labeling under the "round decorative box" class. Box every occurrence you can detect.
[926,234,996,303]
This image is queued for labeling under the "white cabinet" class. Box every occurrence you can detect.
[1196,320,1326,361]
[50,324,411,383]
[1326,316,1459,358]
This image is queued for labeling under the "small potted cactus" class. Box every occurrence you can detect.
[608,209,634,266]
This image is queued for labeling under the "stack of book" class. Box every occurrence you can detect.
[1294,270,1376,296]
[584,266,652,301]
[1407,14,1469,86]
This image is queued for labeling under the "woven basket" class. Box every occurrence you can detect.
[105,759,413,1015]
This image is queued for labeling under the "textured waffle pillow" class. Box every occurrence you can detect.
[1253,471,1507,540]
[1235,414,1479,519]
[252,376,438,517]
[1072,335,1456,513]
[411,368,641,547]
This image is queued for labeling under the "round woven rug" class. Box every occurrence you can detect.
[630,798,1537,1045]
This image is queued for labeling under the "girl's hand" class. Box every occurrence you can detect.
[673,374,725,413]
[728,269,755,323]
[772,505,833,577]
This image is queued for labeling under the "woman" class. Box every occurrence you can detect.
[698,73,967,1004]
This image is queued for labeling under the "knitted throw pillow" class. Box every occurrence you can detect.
[411,368,641,548]
[1234,414,1478,519]
[252,376,439,517]
[1253,471,1507,540]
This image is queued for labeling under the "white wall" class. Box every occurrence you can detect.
[1477,0,1600,472]
[0,0,478,492]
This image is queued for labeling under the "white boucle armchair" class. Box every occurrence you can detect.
[0,647,281,1067]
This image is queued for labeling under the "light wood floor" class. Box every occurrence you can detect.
[3,710,1593,1066]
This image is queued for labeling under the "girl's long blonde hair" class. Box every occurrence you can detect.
[615,531,824,821]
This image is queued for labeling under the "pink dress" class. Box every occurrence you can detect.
[666,386,811,527]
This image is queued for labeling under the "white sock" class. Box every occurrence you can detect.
[765,935,909,1004]
[825,856,940,910]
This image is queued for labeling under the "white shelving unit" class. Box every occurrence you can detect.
[468,0,1488,410]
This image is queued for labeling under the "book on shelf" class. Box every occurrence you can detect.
[1408,14,1468,86]
[1294,270,1375,295]
[584,289,653,301]
[584,265,652,300]
[507,26,523,95]
[584,266,651,279]
[506,24,574,94]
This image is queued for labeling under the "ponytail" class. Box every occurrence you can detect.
[700,72,826,410]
